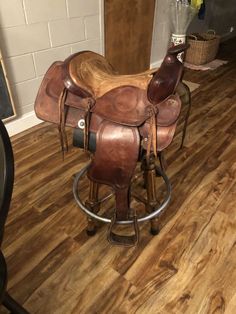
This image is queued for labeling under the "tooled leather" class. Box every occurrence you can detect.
[147,54,183,104]
[63,51,115,97]
[35,51,182,153]
[92,86,150,126]
[63,51,93,98]
[63,51,154,98]
[93,87,181,127]
[35,62,96,129]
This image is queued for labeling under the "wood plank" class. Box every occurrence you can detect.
[105,0,155,74]
[1,37,236,313]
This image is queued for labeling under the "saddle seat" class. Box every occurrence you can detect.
[63,51,157,98]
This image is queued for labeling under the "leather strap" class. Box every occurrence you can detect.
[58,88,68,157]
[146,105,158,163]
[83,98,95,152]
[57,85,95,155]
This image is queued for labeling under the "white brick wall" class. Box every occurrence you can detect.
[34,46,71,76]
[67,0,100,17]
[1,0,103,118]
[49,18,85,47]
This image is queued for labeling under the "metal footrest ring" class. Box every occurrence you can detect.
[73,163,172,225]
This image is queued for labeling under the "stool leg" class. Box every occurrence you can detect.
[141,157,148,189]
[143,155,160,235]
[177,82,192,149]
[181,84,191,149]
[85,181,100,236]
[158,151,167,173]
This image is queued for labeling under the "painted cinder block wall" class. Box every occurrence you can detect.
[2,0,236,135]
[0,0,103,134]
[2,0,169,133]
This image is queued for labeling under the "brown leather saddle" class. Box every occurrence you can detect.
[35,43,187,246]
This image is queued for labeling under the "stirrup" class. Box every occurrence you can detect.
[73,164,171,245]
[107,210,139,247]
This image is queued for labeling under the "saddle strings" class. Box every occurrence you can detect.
[83,98,95,152]
[146,106,158,163]
[58,87,69,158]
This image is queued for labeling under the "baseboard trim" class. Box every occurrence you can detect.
[150,59,162,69]
[5,111,42,137]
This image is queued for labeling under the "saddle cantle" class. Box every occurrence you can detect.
[35,43,188,246]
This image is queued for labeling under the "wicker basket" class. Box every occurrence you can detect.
[185,30,220,65]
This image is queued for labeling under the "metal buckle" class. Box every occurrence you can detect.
[107,209,139,247]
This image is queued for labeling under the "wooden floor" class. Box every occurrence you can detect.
[1,38,236,314]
